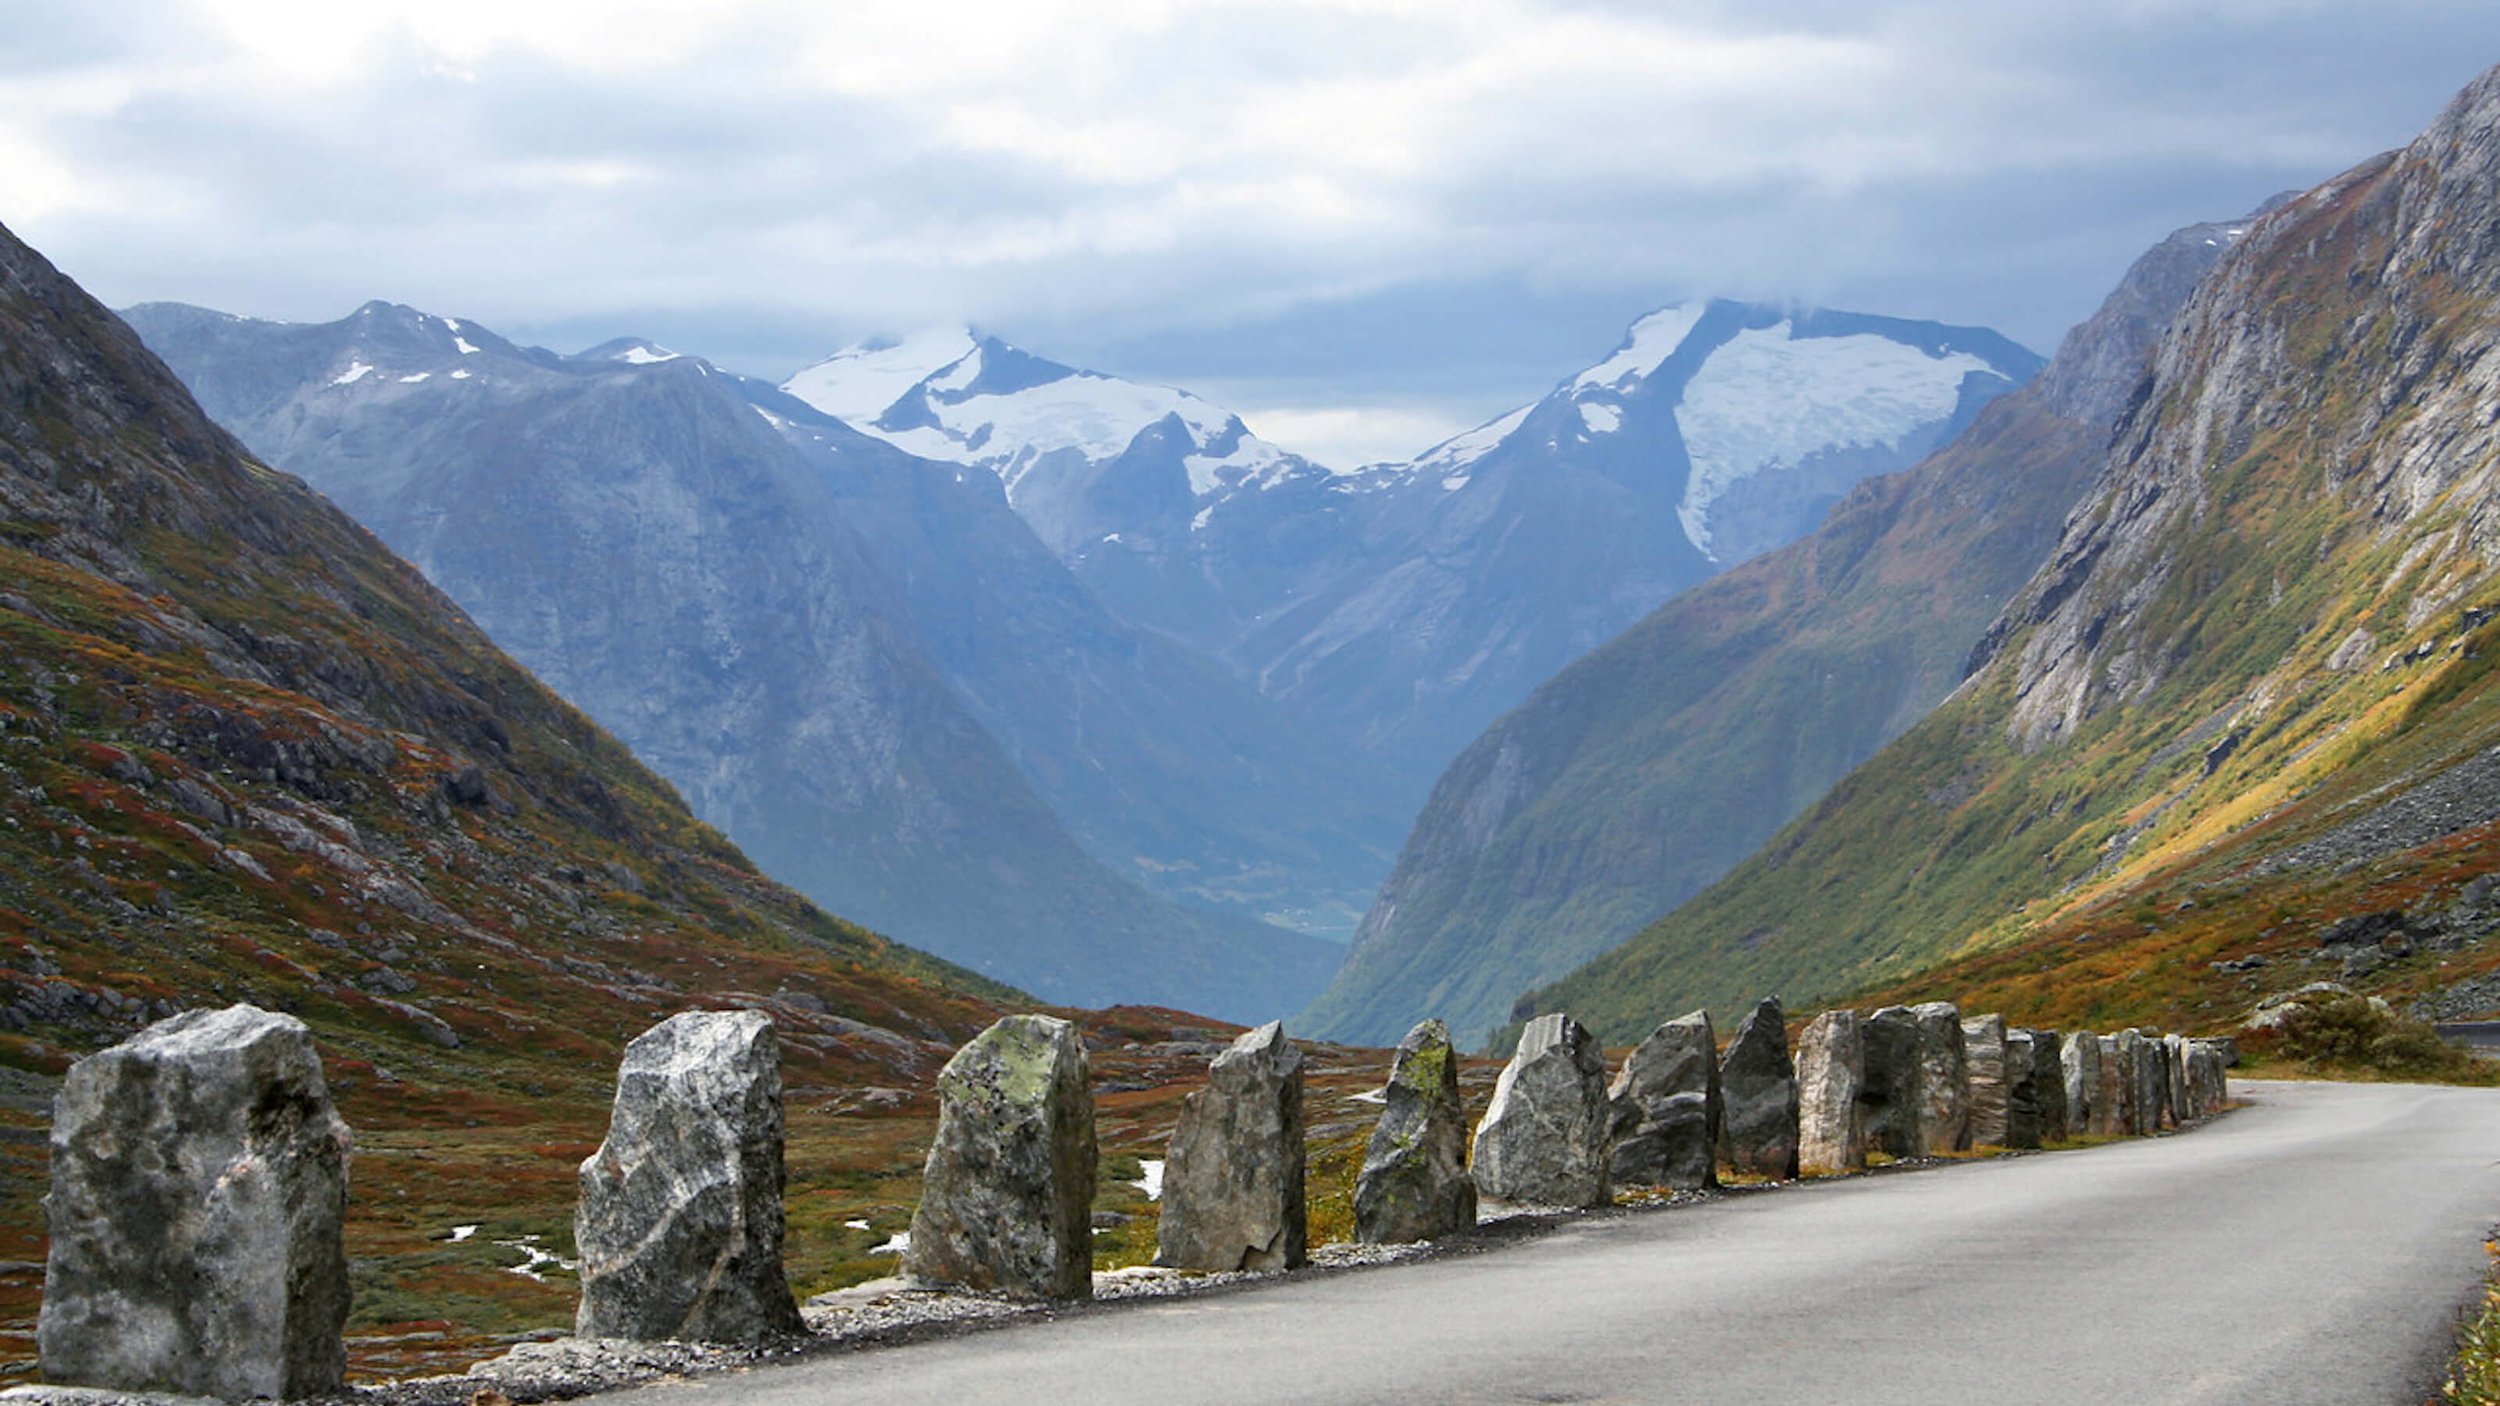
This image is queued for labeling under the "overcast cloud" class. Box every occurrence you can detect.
[3,1,2494,466]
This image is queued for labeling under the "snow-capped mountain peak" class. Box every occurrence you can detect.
[780,328,1323,507]
[1569,303,1707,394]
[577,336,685,365]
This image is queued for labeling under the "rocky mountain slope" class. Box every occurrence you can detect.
[1300,219,2255,1047]
[1527,63,2500,1042]
[119,303,1350,1015]
[790,310,2040,809]
[0,209,1020,1143]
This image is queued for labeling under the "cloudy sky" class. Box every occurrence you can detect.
[5,1,2495,466]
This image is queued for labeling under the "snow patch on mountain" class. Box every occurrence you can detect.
[1674,323,1993,555]
[1404,405,1530,490]
[331,361,374,386]
[781,329,1318,501]
[781,327,979,425]
[1571,305,1705,393]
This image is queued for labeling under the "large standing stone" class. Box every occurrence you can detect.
[906,1014,1096,1299]
[575,1010,801,1343]
[1472,1012,1611,1207]
[2184,1039,2231,1119]
[1962,1014,2010,1148]
[2025,1030,2070,1145]
[1155,1021,1306,1272]
[2120,1025,2160,1130]
[1794,1009,1864,1175]
[1356,1020,1478,1243]
[2061,1028,2102,1137]
[1606,1011,1720,1190]
[2164,1034,2191,1128]
[1911,1002,1970,1153]
[1858,1006,1926,1158]
[2100,1033,2137,1136]
[40,1005,351,1401]
[2002,1030,2040,1150]
[1718,997,1800,1180]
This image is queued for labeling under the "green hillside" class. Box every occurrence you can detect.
[1528,65,2500,1044]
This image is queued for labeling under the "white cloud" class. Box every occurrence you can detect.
[0,0,2489,429]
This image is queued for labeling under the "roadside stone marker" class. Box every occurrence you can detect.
[1356,1019,1478,1243]
[1719,997,1800,1180]
[1795,1009,1865,1175]
[1860,1006,1926,1157]
[1607,1010,1720,1191]
[1911,1002,1970,1153]
[907,1014,1096,1299]
[40,1004,352,1402]
[1962,1014,2010,1147]
[1473,1012,1611,1207]
[1156,1021,1307,1272]
[575,1009,802,1343]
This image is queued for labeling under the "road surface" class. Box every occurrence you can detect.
[607,1080,2500,1405]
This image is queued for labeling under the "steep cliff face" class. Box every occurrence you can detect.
[1529,65,2500,1041]
[0,216,1014,1110]
[1299,219,2248,1046]
[125,303,1352,1016]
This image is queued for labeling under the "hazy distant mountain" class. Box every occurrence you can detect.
[1301,221,2254,1046]
[0,214,1010,1113]
[123,300,1351,1017]
[788,309,2043,809]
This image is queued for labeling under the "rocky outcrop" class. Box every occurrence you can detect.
[1606,1011,1721,1190]
[906,1015,1096,1299]
[1156,1022,1307,1272]
[1355,1020,1478,1243]
[1962,1014,2009,1147]
[574,1011,801,1343]
[1859,1006,1926,1157]
[1472,1013,1612,1207]
[39,1006,352,1401]
[1911,1002,1970,1153]
[1718,997,1800,1180]
[1795,1009,1865,1174]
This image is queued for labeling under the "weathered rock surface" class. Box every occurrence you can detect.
[575,1010,801,1343]
[1356,1020,1478,1242]
[1156,1021,1307,1272]
[1911,1002,1970,1153]
[2184,1039,2231,1119]
[2100,1033,2138,1136]
[1718,997,1800,1180]
[1794,1009,1864,1174]
[39,1005,352,1401]
[906,1015,1096,1299]
[1859,1006,1925,1157]
[1472,1012,1611,1207]
[2134,1030,2172,1133]
[2062,1030,2102,1137]
[1962,1014,2009,1147]
[2003,1030,2039,1150]
[2023,1029,2070,1145]
[1606,1011,1720,1190]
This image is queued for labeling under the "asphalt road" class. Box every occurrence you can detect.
[614,1080,2500,1405]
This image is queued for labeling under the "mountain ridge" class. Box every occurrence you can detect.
[1522,62,2500,1043]
[122,299,1354,1016]
[1297,219,2249,1046]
